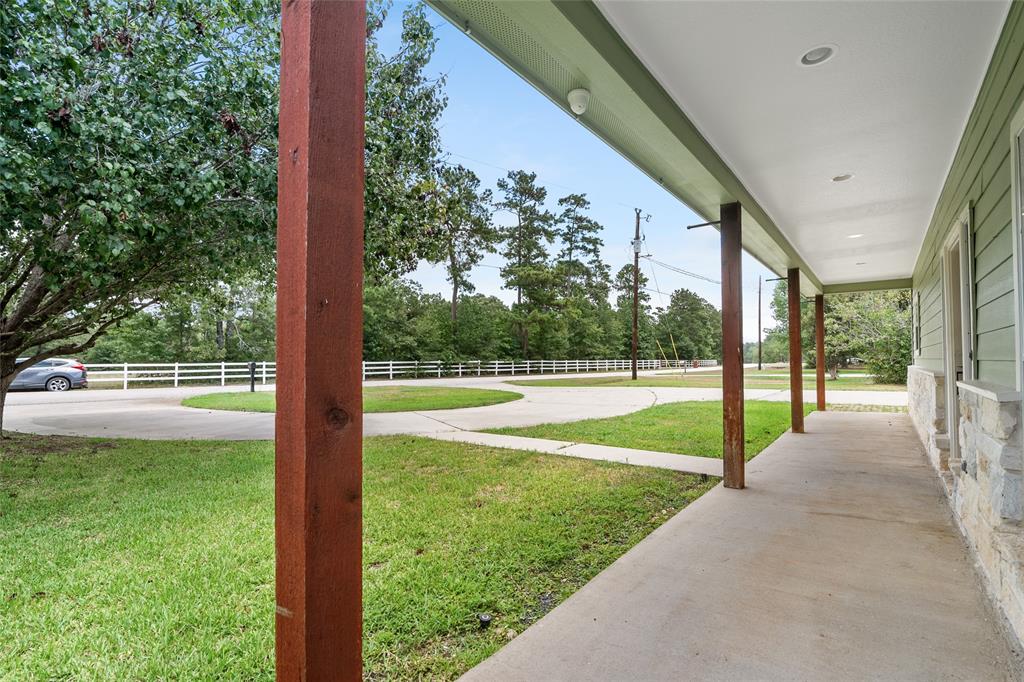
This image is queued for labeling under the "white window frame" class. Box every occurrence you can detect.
[941,211,974,466]
[1010,102,1024,392]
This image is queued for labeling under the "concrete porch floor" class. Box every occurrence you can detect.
[463,411,1022,680]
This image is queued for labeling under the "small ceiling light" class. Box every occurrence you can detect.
[567,88,590,116]
[847,233,864,239]
[832,173,853,183]
[800,44,837,66]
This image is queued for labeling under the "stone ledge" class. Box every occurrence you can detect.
[909,365,944,380]
[958,379,1022,404]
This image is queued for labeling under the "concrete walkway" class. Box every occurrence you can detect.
[462,412,1021,681]
[426,430,723,476]
[3,371,906,440]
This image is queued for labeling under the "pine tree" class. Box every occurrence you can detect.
[495,171,557,356]
[435,165,496,324]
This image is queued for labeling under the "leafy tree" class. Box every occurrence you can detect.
[364,2,448,279]
[655,288,720,361]
[84,280,276,363]
[612,264,656,359]
[362,280,426,361]
[434,165,496,323]
[452,294,517,360]
[763,280,911,384]
[495,170,556,356]
[0,0,279,429]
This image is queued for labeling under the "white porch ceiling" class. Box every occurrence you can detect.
[597,0,1009,286]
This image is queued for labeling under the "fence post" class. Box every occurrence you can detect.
[174,362,179,387]
[389,361,394,380]
[262,361,268,384]
[123,362,129,390]
[220,361,226,386]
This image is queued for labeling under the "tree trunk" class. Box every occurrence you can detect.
[450,281,458,323]
[0,356,15,438]
[829,363,839,380]
[450,251,459,323]
[216,319,225,350]
[0,383,7,438]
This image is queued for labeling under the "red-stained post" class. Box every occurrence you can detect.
[720,202,744,489]
[788,268,805,434]
[815,294,826,412]
[276,1,365,680]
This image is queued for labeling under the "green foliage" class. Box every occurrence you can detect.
[433,165,496,322]
[0,0,280,396]
[763,281,911,385]
[654,288,721,361]
[84,280,276,363]
[495,171,558,355]
[364,2,448,279]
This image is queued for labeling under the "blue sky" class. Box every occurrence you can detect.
[379,3,779,342]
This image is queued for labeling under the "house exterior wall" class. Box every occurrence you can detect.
[913,2,1022,383]
[909,2,1024,648]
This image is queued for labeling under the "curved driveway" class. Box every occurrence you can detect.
[4,371,906,440]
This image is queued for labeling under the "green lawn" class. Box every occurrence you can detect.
[486,400,816,459]
[509,371,905,391]
[182,385,522,413]
[0,432,713,680]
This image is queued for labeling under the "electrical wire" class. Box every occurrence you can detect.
[641,256,720,285]
[441,150,636,211]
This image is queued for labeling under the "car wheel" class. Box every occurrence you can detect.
[45,377,71,392]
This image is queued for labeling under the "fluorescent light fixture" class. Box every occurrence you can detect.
[847,233,864,239]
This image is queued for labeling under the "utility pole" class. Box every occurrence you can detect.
[631,208,642,380]
[763,275,786,371]
[757,275,762,370]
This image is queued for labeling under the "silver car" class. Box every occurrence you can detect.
[10,358,88,392]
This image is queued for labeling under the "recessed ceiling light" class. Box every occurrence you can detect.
[800,44,837,67]
[847,233,864,239]
[832,173,854,183]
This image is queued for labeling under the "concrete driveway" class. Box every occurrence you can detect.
[3,371,907,440]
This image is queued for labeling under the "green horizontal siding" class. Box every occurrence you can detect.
[912,3,1021,386]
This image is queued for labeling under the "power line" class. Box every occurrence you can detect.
[441,149,636,211]
[641,256,720,285]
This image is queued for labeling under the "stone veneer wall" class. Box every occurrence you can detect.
[907,366,949,476]
[910,365,1024,646]
[952,381,1024,643]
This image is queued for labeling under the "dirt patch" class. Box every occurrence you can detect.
[0,432,116,457]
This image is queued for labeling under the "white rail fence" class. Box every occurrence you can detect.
[85,358,718,388]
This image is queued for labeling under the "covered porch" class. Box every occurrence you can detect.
[464,411,1018,679]
[274,0,1024,678]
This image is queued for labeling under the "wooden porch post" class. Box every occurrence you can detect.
[815,294,826,412]
[721,202,744,489]
[788,268,805,433]
[276,1,365,680]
